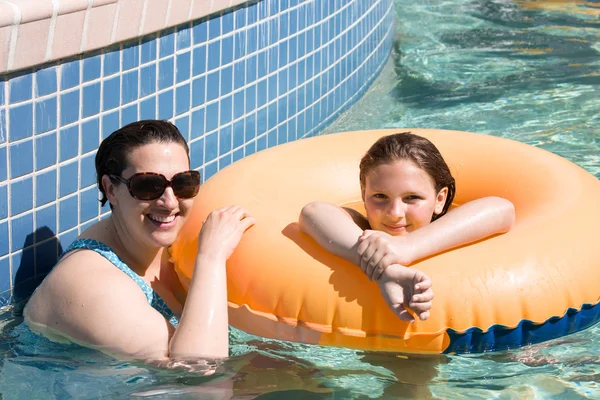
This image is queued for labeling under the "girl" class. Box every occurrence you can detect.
[299,132,515,322]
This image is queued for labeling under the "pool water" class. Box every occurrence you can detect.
[324,0,600,179]
[2,1,600,399]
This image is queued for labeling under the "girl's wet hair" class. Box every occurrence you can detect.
[95,119,190,207]
[359,132,456,220]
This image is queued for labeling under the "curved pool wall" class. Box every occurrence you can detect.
[0,0,394,306]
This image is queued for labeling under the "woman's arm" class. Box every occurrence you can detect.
[169,206,254,359]
[24,207,254,362]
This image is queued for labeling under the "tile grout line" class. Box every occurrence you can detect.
[6,1,21,72]
[184,0,385,143]
[203,0,392,164]
[303,5,393,140]
[2,0,395,292]
[45,1,59,62]
[79,0,94,55]
[2,0,383,187]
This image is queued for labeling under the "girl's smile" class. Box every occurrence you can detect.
[362,160,448,236]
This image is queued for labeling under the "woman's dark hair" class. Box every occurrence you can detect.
[95,120,190,207]
[359,132,456,220]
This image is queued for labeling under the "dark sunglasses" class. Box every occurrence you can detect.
[110,170,201,200]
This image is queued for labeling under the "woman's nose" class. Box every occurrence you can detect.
[157,187,178,209]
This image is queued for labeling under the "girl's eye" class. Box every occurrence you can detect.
[405,195,421,201]
[373,193,388,199]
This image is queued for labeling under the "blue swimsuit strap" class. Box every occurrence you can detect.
[62,238,179,327]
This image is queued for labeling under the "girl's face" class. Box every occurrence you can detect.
[104,142,195,248]
[362,160,448,236]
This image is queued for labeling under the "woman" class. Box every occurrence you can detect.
[24,120,254,362]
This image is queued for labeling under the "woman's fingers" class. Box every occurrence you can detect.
[239,216,256,232]
[227,205,246,219]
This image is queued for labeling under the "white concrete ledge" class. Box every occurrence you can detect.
[0,0,251,74]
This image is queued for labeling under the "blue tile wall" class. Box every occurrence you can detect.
[0,0,394,302]
[0,185,7,220]
[0,258,9,298]
[36,169,57,207]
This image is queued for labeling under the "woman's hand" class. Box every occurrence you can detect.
[356,230,415,281]
[197,206,256,261]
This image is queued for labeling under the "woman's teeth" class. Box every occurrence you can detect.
[148,214,176,223]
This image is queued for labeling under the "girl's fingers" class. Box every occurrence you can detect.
[418,310,431,321]
[359,230,376,241]
[360,247,376,274]
[412,289,434,303]
[396,307,417,322]
[372,254,392,281]
[356,238,370,256]
[368,251,385,281]
[409,300,432,314]
[414,275,432,292]
[360,256,369,273]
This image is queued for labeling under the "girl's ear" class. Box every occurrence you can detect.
[102,175,119,207]
[434,187,449,215]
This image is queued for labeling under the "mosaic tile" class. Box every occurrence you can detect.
[0,0,395,297]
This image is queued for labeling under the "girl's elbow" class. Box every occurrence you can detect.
[299,201,325,232]
[495,197,516,232]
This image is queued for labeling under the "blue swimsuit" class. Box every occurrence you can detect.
[62,238,180,327]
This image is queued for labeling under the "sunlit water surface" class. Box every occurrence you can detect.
[2,1,600,398]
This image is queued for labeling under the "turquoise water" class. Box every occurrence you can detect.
[2,1,600,399]
[324,0,600,178]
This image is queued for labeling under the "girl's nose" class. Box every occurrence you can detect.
[388,199,405,218]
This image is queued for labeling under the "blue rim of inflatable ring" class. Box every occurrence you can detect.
[444,302,600,354]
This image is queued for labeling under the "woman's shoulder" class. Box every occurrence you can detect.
[28,231,145,312]
[23,243,170,356]
[24,239,151,338]
[58,218,128,273]
[36,240,142,299]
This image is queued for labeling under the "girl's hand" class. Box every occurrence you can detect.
[197,206,256,261]
[377,264,434,322]
[356,230,414,280]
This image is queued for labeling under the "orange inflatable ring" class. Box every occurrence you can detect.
[171,129,600,354]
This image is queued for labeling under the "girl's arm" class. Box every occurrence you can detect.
[298,201,366,264]
[397,196,515,263]
[299,201,435,322]
[358,196,515,279]
[300,197,515,278]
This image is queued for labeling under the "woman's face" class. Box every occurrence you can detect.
[362,160,447,236]
[105,142,195,248]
